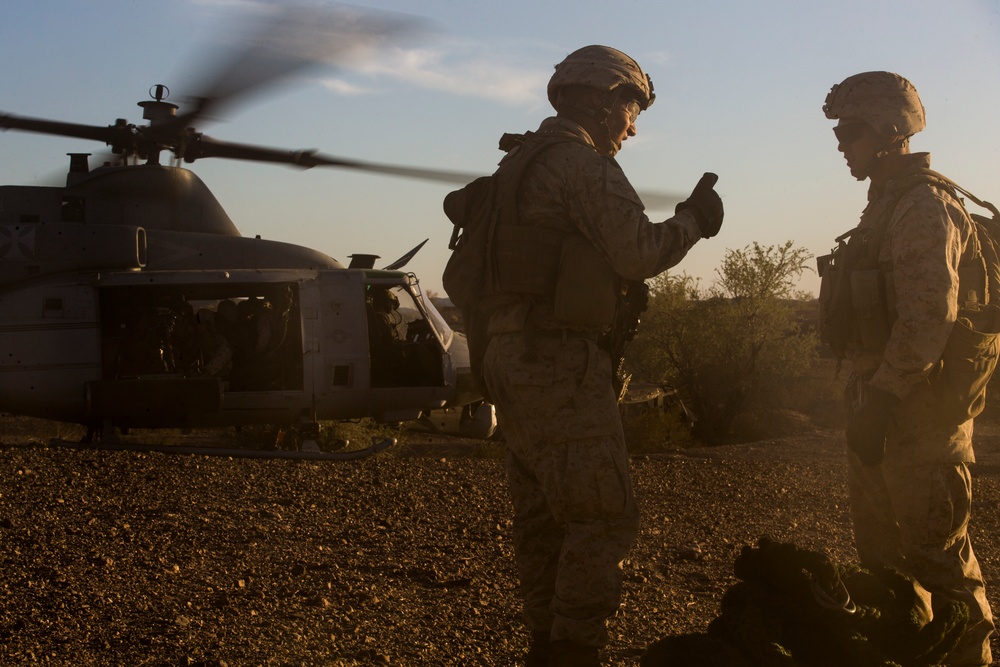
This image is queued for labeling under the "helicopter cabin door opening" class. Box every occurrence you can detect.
[99,281,303,389]
[356,275,458,423]
[365,281,445,389]
[92,280,304,426]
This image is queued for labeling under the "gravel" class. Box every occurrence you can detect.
[2,417,1000,667]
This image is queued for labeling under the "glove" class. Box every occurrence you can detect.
[846,385,899,466]
[676,172,724,238]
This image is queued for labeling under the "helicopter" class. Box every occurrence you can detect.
[0,6,688,459]
[0,9,504,459]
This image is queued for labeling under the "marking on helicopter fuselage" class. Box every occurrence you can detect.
[0,225,36,260]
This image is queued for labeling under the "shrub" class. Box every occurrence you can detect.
[626,242,832,443]
[622,406,695,454]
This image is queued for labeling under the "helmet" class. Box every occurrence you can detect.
[370,288,399,311]
[547,45,655,111]
[823,71,925,138]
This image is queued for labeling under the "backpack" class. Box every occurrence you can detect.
[442,133,571,306]
[917,169,1000,307]
[918,169,1000,422]
[441,134,571,399]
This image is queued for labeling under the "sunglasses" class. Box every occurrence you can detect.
[833,123,868,144]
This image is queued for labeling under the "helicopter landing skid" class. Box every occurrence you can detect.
[47,436,396,461]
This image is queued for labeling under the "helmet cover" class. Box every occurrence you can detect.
[823,71,925,138]
[547,45,655,111]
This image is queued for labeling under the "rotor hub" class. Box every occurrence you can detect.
[138,84,178,126]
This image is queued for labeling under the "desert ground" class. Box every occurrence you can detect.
[2,416,1000,666]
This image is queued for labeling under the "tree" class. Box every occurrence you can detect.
[627,241,823,442]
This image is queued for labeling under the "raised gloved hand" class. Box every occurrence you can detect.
[676,172,724,238]
[847,385,899,466]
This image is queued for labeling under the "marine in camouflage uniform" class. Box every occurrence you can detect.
[821,71,995,666]
[478,46,724,666]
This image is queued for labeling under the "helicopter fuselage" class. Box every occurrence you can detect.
[0,162,481,433]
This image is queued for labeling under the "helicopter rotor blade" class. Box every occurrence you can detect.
[0,113,125,146]
[3,113,690,205]
[188,135,690,204]
[309,154,482,185]
[185,134,480,185]
[173,4,427,128]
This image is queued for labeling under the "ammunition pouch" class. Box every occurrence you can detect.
[817,238,855,357]
[493,224,562,296]
[957,224,988,309]
[817,226,895,357]
[932,304,1000,423]
[850,269,893,353]
[493,226,617,330]
[553,236,617,328]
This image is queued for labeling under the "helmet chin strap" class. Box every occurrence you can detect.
[874,132,908,160]
[598,88,625,155]
[858,136,909,181]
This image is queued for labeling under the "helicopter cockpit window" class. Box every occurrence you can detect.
[99,282,303,393]
[410,286,453,349]
[365,283,445,388]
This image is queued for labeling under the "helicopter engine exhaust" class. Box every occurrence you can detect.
[0,223,147,285]
[28,223,145,269]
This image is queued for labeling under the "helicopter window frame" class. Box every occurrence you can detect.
[407,279,453,349]
[362,274,452,349]
[364,276,449,389]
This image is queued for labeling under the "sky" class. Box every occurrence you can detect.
[1,0,999,299]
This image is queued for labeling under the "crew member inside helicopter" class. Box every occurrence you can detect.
[367,286,404,386]
[222,288,299,391]
[194,308,234,381]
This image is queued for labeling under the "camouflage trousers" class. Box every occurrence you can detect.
[483,332,640,648]
[848,454,995,666]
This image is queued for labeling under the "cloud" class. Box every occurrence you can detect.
[320,78,377,96]
[643,51,673,67]
[327,43,550,107]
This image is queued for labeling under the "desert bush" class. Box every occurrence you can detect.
[626,241,834,443]
[621,406,695,454]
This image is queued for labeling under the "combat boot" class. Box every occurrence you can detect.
[523,631,550,667]
[548,639,600,667]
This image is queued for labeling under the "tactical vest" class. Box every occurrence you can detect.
[817,171,985,358]
[442,131,623,401]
